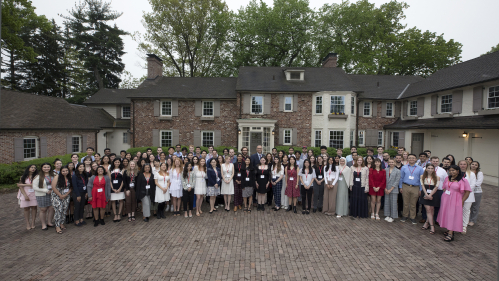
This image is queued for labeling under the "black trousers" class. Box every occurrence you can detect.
[267,184,273,205]
[300,185,313,210]
[183,189,194,211]
[73,192,86,221]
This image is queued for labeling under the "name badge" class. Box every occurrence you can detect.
[445,190,450,195]
[246,178,250,181]
[355,178,360,182]
[427,189,432,194]
[338,176,343,181]
[260,175,265,179]
[48,186,52,190]
[28,189,35,193]
[216,178,220,182]
[129,183,134,188]
[97,188,103,192]
[290,177,294,181]
[83,186,86,191]
[63,189,69,193]
[225,175,231,179]
[237,173,241,177]
[187,184,191,188]
[409,176,414,180]
[318,175,322,179]
[146,185,150,189]
[113,180,118,184]
[273,176,277,180]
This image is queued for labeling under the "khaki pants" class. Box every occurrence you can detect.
[323,184,337,215]
[402,184,419,219]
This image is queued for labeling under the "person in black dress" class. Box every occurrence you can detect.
[255,157,270,211]
[349,157,369,218]
[136,164,156,222]
[241,158,255,212]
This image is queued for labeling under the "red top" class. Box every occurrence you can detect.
[369,168,386,190]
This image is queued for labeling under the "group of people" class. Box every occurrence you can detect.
[16,144,484,242]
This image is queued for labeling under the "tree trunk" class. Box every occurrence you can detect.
[94,65,104,89]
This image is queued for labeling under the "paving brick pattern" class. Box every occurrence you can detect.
[0,184,497,280]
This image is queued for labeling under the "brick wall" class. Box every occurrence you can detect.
[239,93,312,146]
[132,99,238,147]
[0,131,96,164]
[358,101,398,130]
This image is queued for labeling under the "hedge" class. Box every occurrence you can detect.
[0,152,87,185]
[274,146,398,158]
[127,146,237,157]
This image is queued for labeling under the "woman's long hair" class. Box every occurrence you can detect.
[422,163,438,185]
[20,165,37,184]
[448,165,463,182]
[57,166,72,188]
[37,163,55,189]
[287,156,298,170]
[301,159,313,174]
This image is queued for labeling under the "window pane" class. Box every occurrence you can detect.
[386,103,393,116]
[350,130,354,147]
[122,106,131,118]
[284,130,291,144]
[161,131,172,147]
[489,86,499,108]
[316,96,322,114]
[329,131,343,149]
[441,95,452,113]
[162,101,172,116]
[251,96,263,114]
[330,96,345,114]
[393,132,399,147]
[410,101,418,116]
[358,131,364,145]
[123,132,128,144]
[377,131,383,146]
[263,127,271,154]
[72,137,80,153]
[202,132,214,147]
[24,138,36,159]
[363,102,370,116]
[242,127,250,147]
[284,97,292,111]
[315,130,322,147]
[351,97,355,114]
[290,72,300,79]
[203,101,213,116]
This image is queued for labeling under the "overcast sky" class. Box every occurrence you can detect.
[31,0,499,79]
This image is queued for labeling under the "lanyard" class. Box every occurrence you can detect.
[214,169,218,178]
[246,169,249,177]
[340,166,345,175]
[447,180,452,190]
[408,165,417,177]
[426,176,433,186]
[145,176,150,185]
[65,178,68,187]
[305,168,308,180]
[317,165,323,175]
[130,172,134,183]
[226,164,230,175]
[188,172,191,184]
[238,163,242,174]
[27,177,32,184]
[357,167,361,174]
[389,168,393,177]
[114,170,118,180]
[260,166,265,176]
[80,176,85,186]
[45,176,52,184]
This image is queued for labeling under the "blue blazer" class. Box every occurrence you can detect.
[71,173,88,197]
[250,153,261,170]
[207,167,222,187]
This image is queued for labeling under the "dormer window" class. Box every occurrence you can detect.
[284,70,304,81]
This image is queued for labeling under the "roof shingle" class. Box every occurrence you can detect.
[384,115,499,130]
[83,88,133,104]
[350,75,424,99]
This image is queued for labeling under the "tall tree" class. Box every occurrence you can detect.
[1,0,51,89]
[317,0,462,77]
[134,0,233,77]
[62,0,127,99]
[482,43,499,55]
[231,0,317,69]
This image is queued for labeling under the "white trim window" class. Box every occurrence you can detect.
[392,132,399,147]
[350,130,354,147]
[160,130,172,147]
[329,130,343,149]
[72,136,82,153]
[122,106,131,118]
[123,132,128,144]
[290,72,301,80]
[161,101,172,116]
[363,102,371,116]
[488,86,499,109]
[315,96,323,114]
[251,96,263,114]
[351,96,355,115]
[314,130,322,147]
[330,96,345,114]
[409,101,418,116]
[358,131,365,146]
[202,131,214,147]
[202,101,214,116]
[283,129,292,145]
[386,102,393,117]
[377,131,383,146]
[23,137,38,160]
[441,95,452,113]
[284,96,293,111]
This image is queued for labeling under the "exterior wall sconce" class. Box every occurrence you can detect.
[238,129,241,134]
[272,129,275,135]
[462,132,468,138]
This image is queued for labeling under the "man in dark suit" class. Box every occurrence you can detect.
[250,145,264,170]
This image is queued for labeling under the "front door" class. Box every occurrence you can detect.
[411,133,424,155]
[250,132,262,155]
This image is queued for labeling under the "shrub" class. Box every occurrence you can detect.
[127,146,237,157]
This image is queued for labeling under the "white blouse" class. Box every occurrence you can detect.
[271,165,284,179]
[324,165,339,186]
[298,168,316,186]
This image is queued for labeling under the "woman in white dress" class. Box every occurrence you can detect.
[280,155,288,210]
[194,158,207,216]
[109,159,125,222]
[170,158,184,216]
[221,156,235,212]
[154,162,170,219]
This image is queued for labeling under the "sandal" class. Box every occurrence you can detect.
[56,227,63,234]
[128,217,132,222]
[421,223,429,230]
[375,214,380,220]
[131,216,136,221]
[371,214,375,219]
[444,233,454,242]
[443,231,449,236]
[429,225,435,235]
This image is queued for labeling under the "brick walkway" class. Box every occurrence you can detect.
[0,185,497,280]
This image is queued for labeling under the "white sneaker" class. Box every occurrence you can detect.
[384,216,390,221]
[336,215,341,218]
[387,217,394,223]
[170,205,174,212]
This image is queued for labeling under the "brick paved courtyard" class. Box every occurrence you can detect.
[0,184,497,281]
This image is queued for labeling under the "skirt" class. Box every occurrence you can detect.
[242,186,254,198]
[420,189,442,207]
[155,186,171,203]
[206,186,220,197]
[195,182,207,195]
[350,184,368,218]
[110,192,125,201]
[19,188,37,208]
[221,179,234,195]
[36,194,52,208]
[170,187,183,198]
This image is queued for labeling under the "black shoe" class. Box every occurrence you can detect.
[160,210,166,219]
[293,206,297,213]
[94,220,99,227]
[100,219,105,225]
[65,215,70,224]
[318,208,322,212]
[261,205,265,211]
[81,221,87,225]
[306,209,310,215]
[313,209,317,213]
[302,209,306,214]
[286,205,292,212]
[267,202,272,206]
[144,217,149,222]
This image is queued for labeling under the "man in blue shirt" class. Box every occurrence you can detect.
[416,152,430,168]
[345,146,356,163]
[399,153,424,224]
[173,144,183,158]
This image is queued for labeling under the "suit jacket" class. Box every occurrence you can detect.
[250,153,263,170]
[349,166,370,192]
[385,167,401,194]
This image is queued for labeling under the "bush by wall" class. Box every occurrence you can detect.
[127,146,237,157]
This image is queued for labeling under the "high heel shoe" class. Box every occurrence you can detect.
[286,205,292,212]
[293,206,297,213]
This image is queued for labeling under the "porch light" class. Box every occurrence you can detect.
[238,129,241,134]
[462,132,467,138]
[272,129,275,135]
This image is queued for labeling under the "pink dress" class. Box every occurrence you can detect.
[18,178,37,208]
[437,177,472,232]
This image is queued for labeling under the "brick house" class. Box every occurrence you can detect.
[0,90,114,163]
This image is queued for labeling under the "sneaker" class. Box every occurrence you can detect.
[400,217,407,222]
[170,205,174,212]
[411,219,417,224]
[384,217,390,221]
[387,218,394,223]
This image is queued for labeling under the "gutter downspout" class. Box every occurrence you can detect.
[132,99,135,148]
[355,93,360,146]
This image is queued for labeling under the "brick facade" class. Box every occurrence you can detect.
[0,131,96,164]
[239,93,312,146]
[132,99,238,147]
[357,101,398,130]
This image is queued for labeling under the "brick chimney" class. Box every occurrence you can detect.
[147,54,163,79]
[322,53,337,68]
